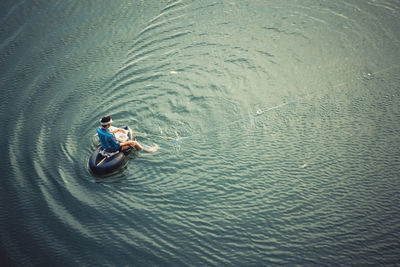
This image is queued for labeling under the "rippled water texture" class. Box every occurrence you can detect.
[1,0,400,265]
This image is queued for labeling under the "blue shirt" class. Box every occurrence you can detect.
[97,127,120,152]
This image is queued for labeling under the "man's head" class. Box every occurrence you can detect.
[100,116,112,128]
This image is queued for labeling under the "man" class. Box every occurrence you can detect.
[97,116,143,152]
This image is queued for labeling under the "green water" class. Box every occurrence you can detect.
[1,0,400,265]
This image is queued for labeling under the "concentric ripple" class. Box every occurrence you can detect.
[1,0,400,265]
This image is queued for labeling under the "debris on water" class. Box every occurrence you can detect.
[256,109,263,115]
[300,163,307,168]
[170,71,178,74]
[364,72,374,80]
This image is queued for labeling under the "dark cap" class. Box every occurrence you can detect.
[100,116,113,126]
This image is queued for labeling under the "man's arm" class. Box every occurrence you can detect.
[111,128,126,134]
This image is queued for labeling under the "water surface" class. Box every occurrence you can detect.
[1,0,400,265]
